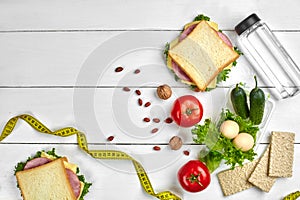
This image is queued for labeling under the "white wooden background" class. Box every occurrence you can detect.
[0,1,300,199]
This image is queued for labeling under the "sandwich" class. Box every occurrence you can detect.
[15,148,92,200]
[164,14,241,91]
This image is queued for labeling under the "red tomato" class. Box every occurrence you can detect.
[177,160,211,193]
[170,95,203,127]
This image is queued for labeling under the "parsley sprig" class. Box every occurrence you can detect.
[193,14,210,21]
[77,168,92,200]
[232,46,243,67]
[217,69,231,83]
[163,42,170,61]
[216,47,243,84]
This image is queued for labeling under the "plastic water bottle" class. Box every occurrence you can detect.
[235,13,300,99]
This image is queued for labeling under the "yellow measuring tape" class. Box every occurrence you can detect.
[0,114,181,200]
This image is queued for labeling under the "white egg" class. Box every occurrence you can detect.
[219,120,239,139]
[233,133,254,152]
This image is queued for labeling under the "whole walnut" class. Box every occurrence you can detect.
[169,136,183,150]
[156,84,172,100]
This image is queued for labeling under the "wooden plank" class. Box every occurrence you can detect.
[0,0,299,31]
[0,143,299,199]
[0,31,299,87]
[0,88,299,144]
[0,87,225,144]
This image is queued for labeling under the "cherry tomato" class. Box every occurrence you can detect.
[170,95,203,127]
[177,160,211,193]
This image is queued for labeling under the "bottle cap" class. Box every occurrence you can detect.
[235,13,261,35]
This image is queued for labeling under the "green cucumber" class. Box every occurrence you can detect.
[249,76,265,125]
[230,84,249,119]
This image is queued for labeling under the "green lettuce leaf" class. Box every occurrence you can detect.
[199,149,223,173]
[192,109,258,172]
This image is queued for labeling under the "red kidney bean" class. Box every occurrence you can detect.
[153,146,161,151]
[107,136,115,141]
[138,98,143,106]
[151,128,159,134]
[134,69,140,74]
[164,117,173,124]
[115,66,123,72]
[123,87,130,92]
[143,117,150,122]
[152,118,160,123]
[183,150,190,156]
[135,89,141,95]
[144,102,151,107]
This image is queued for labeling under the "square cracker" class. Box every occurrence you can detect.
[269,131,295,177]
[248,145,277,192]
[217,160,258,196]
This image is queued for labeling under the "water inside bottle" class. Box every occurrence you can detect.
[239,24,300,99]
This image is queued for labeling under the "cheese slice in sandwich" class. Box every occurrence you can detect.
[168,20,239,91]
[16,157,76,200]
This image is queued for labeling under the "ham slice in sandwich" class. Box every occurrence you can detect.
[15,150,91,200]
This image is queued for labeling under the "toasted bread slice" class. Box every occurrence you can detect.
[169,21,239,91]
[16,157,76,200]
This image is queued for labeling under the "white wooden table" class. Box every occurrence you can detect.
[0,1,299,199]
